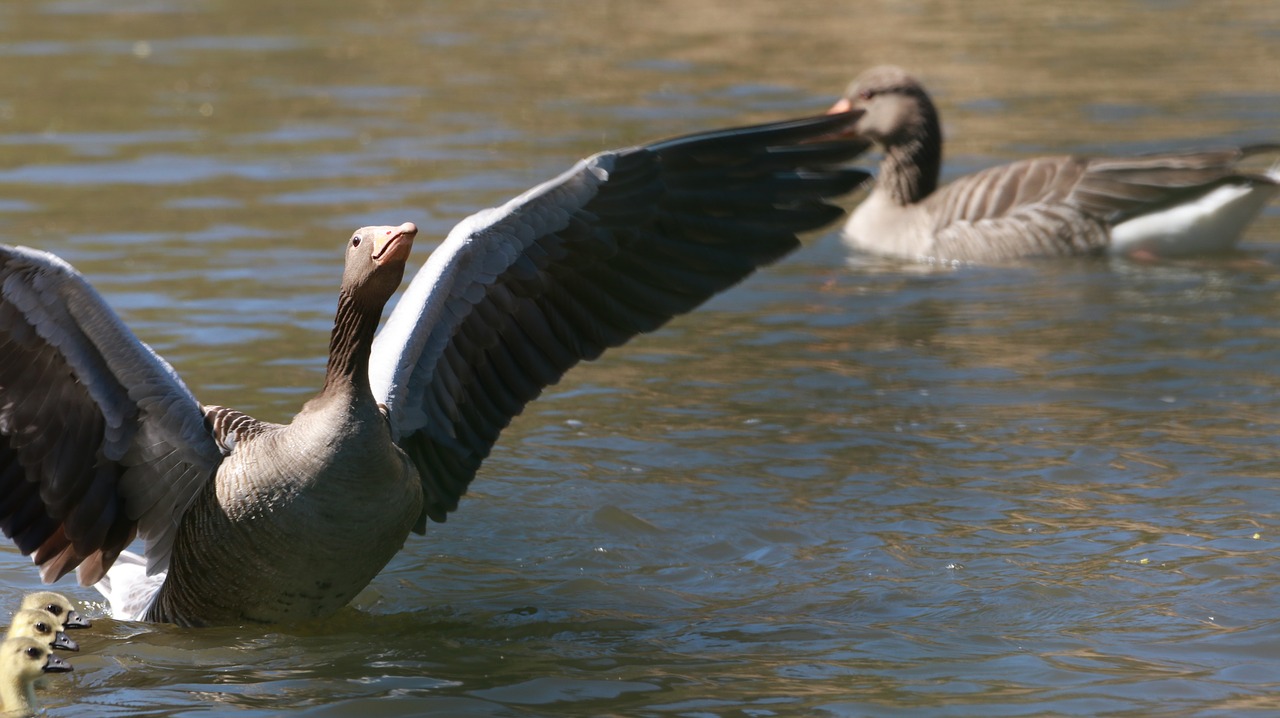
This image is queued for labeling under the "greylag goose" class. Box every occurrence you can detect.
[16,594,88,631]
[0,637,71,716]
[0,111,869,627]
[830,65,1280,263]
[4,610,78,652]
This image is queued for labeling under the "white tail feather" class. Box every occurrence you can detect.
[1110,174,1280,256]
[93,550,165,621]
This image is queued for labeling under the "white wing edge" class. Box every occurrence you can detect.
[368,154,614,441]
[5,246,220,577]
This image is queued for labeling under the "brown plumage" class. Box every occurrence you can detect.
[831,65,1280,263]
[0,112,870,626]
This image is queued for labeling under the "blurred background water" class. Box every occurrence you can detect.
[0,1,1278,715]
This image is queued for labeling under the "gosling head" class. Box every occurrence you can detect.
[19,592,90,630]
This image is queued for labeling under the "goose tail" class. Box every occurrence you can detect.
[1110,168,1280,257]
[93,550,165,621]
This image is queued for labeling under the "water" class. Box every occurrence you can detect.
[1,0,1279,715]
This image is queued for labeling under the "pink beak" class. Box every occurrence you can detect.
[371,222,418,265]
[827,97,854,115]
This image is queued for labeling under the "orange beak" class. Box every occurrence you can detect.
[827,97,854,115]
[372,222,417,265]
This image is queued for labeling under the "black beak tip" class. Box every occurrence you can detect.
[42,655,73,673]
[52,631,80,652]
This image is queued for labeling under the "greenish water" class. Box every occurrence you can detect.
[1,1,1279,715]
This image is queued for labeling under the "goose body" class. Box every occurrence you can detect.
[0,637,71,716]
[149,394,423,624]
[832,65,1280,263]
[0,112,870,627]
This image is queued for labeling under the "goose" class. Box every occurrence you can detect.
[0,111,870,627]
[0,637,71,716]
[4,610,78,652]
[16,594,89,631]
[828,65,1280,263]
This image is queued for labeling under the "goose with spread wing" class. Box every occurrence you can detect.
[0,111,869,627]
[829,65,1280,263]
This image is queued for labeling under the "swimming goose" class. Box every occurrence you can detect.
[16,594,89,631]
[4,610,78,652]
[0,111,869,627]
[0,637,71,716]
[829,65,1280,263]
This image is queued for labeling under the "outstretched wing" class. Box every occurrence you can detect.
[369,112,870,528]
[0,246,223,584]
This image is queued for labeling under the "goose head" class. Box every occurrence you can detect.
[18,592,89,630]
[828,65,939,149]
[5,610,78,652]
[341,222,418,305]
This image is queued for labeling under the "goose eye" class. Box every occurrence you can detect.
[35,622,49,632]
[351,236,361,248]
[24,647,39,658]
[44,605,62,616]
[858,89,876,101]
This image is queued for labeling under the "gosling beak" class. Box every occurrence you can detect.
[371,222,418,265]
[62,610,91,629]
[51,630,79,652]
[42,653,73,674]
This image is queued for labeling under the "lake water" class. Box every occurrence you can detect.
[1,1,1279,716]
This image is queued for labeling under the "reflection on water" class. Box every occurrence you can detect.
[0,0,1278,715]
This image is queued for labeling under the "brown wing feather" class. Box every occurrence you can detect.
[0,246,223,585]
[922,147,1279,260]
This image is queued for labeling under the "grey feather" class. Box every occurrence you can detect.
[0,247,223,584]
[369,112,870,526]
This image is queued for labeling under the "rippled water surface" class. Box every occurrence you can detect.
[1,1,1279,716]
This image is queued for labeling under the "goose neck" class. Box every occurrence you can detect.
[879,103,943,206]
[320,287,382,398]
